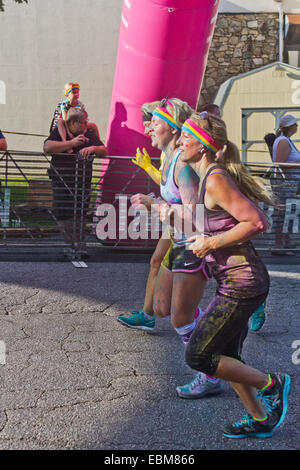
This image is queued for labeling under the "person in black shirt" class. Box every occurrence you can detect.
[44,108,107,251]
[0,130,7,151]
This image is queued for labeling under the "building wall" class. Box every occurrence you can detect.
[0,0,123,152]
[219,0,300,14]
[1,0,299,153]
[201,1,300,105]
[219,64,300,163]
[200,13,280,105]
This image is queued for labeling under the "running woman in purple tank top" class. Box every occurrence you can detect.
[176,112,291,439]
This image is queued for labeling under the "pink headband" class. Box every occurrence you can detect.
[182,119,222,154]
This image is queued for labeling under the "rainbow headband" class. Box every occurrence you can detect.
[182,119,222,154]
[152,103,181,132]
[65,84,80,96]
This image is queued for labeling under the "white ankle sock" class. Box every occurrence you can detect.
[175,320,196,345]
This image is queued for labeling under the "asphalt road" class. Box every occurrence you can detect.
[0,256,299,452]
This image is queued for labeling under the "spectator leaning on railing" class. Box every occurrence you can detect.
[271,114,300,255]
[0,130,7,151]
[43,108,107,252]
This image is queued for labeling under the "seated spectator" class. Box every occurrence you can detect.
[44,108,107,253]
[271,114,300,254]
[50,82,86,131]
[0,130,7,151]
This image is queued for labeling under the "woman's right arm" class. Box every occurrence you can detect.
[131,148,161,186]
[0,138,7,151]
[274,139,290,163]
[188,173,268,258]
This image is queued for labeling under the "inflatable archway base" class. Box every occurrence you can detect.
[96,0,220,244]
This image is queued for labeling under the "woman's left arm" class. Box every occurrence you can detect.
[170,162,199,237]
[177,162,199,207]
[189,173,268,257]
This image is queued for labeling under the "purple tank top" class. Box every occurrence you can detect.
[199,165,238,235]
[199,165,269,299]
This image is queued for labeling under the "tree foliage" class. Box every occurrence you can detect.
[0,0,28,12]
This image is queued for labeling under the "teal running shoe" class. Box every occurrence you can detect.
[250,302,266,332]
[257,373,291,429]
[117,310,155,331]
[176,373,222,399]
[223,414,273,439]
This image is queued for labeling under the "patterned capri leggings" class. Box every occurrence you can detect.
[185,291,268,376]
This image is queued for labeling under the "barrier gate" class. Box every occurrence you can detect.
[0,150,299,261]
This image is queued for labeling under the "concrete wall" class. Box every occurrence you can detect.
[0,0,123,152]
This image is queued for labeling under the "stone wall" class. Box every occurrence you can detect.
[200,13,280,105]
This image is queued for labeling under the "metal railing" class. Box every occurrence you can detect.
[247,161,300,254]
[0,150,160,260]
[0,150,299,260]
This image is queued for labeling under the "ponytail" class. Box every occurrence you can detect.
[221,140,275,207]
[189,112,276,206]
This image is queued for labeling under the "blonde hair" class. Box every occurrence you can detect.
[63,82,80,96]
[190,113,275,206]
[64,82,73,91]
[141,101,160,121]
[162,98,194,130]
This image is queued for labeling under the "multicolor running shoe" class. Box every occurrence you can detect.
[223,414,273,439]
[257,373,291,429]
[176,373,222,399]
[250,302,266,332]
[117,310,155,331]
[224,372,291,439]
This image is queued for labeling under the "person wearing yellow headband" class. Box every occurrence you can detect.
[61,83,83,118]
[0,129,7,151]
[118,101,171,330]
[50,82,101,150]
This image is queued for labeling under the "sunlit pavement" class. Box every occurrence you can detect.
[0,257,299,450]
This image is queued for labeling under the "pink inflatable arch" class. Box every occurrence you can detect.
[106,0,220,156]
[97,0,220,245]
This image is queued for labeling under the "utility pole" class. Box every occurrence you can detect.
[274,0,284,62]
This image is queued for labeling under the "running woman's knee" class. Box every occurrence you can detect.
[185,346,217,376]
[153,302,169,318]
[150,253,163,274]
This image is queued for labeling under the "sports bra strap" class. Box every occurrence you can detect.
[199,165,224,204]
